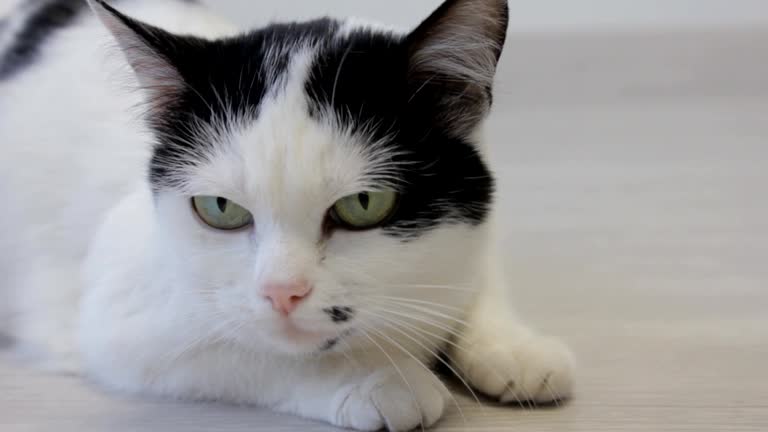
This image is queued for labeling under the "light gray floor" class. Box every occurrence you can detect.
[2,29,767,431]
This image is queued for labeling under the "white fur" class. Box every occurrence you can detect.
[0,1,573,430]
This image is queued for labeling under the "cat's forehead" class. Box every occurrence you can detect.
[150,20,405,186]
[176,35,402,215]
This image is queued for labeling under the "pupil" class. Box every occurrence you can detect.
[358,193,370,210]
[216,197,228,213]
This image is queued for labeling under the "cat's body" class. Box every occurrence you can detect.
[0,0,235,361]
[0,1,574,430]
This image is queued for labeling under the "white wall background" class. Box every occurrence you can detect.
[1,1,767,33]
[207,0,768,33]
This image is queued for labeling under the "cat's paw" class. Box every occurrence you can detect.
[455,333,575,404]
[334,359,448,431]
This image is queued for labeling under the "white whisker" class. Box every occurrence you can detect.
[364,308,528,409]
[366,295,466,314]
[361,323,461,428]
[368,298,472,329]
[362,309,481,415]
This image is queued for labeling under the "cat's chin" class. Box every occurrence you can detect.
[276,319,332,344]
[252,318,346,355]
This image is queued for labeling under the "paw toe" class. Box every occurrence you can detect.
[336,362,447,431]
[457,335,575,405]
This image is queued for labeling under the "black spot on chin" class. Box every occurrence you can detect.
[320,338,339,351]
[319,329,355,352]
[324,306,355,323]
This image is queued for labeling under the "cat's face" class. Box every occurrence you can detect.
[93,0,508,354]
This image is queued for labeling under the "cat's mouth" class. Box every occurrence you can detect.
[275,318,335,345]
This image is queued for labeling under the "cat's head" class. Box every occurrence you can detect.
[91,0,508,355]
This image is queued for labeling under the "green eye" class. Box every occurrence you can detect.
[331,191,399,229]
[192,196,253,230]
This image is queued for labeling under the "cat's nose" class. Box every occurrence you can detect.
[262,280,313,315]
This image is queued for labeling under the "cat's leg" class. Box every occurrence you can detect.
[88,333,448,431]
[269,352,449,431]
[451,258,575,404]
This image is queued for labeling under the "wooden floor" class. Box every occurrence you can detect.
[2,29,767,431]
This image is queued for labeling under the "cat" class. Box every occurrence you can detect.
[0,0,575,430]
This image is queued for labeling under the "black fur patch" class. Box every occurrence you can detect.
[319,337,339,351]
[305,29,495,238]
[323,306,355,323]
[0,0,199,81]
[138,18,341,189]
[0,0,88,80]
[318,329,354,352]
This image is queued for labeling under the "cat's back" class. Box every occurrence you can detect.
[0,0,235,78]
[0,0,236,191]
[0,0,235,268]
[0,0,235,140]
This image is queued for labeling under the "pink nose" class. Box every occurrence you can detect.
[262,280,313,315]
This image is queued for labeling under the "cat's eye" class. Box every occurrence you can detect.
[192,196,253,231]
[330,191,399,230]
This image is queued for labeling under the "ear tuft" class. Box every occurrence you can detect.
[88,0,186,116]
[407,0,508,134]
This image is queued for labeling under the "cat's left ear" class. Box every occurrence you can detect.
[88,0,195,115]
[406,0,509,136]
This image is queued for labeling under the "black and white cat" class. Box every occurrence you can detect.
[0,0,574,430]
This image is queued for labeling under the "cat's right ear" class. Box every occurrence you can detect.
[88,0,189,115]
[406,0,509,137]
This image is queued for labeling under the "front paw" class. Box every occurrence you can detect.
[455,333,575,404]
[334,359,448,431]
